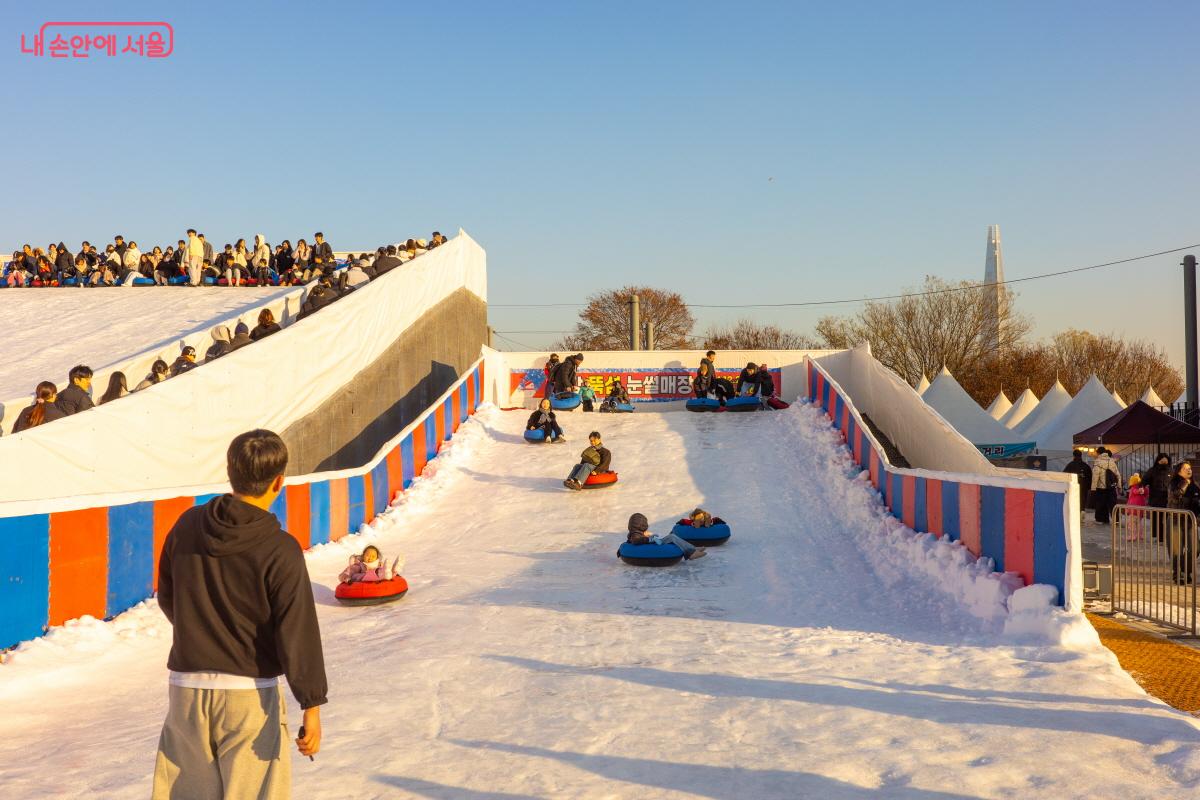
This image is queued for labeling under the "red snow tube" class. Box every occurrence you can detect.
[766,397,790,410]
[334,576,409,606]
[583,471,619,489]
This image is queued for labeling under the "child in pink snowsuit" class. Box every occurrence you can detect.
[339,545,399,583]
[1126,473,1149,541]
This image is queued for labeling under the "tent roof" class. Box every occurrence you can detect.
[986,391,1012,420]
[1013,381,1072,437]
[922,369,1027,444]
[1000,388,1039,429]
[915,374,930,395]
[1030,375,1124,450]
[1111,389,1127,408]
[1140,386,1165,407]
[1074,400,1200,446]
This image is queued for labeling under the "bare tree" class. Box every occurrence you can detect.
[700,318,817,350]
[555,286,694,350]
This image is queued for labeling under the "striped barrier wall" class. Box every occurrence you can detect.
[807,359,1077,609]
[0,358,486,650]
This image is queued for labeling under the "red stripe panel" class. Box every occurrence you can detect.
[329,479,350,542]
[902,475,916,529]
[153,496,195,590]
[478,361,485,400]
[926,479,943,537]
[815,372,824,404]
[868,450,879,488]
[1004,488,1035,586]
[413,421,428,478]
[286,484,311,549]
[959,483,981,556]
[49,508,109,625]
[386,446,403,502]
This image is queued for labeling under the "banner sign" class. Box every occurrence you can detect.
[976,442,1037,459]
[510,367,783,403]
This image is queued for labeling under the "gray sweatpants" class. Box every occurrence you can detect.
[152,683,290,799]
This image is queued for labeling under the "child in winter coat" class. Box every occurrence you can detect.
[339,545,401,583]
[626,513,706,560]
[563,431,611,490]
[686,508,726,528]
[580,384,597,412]
[526,398,566,442]
[1126,473,1149,541]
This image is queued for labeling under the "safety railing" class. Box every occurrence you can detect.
[1111,504,1198,636]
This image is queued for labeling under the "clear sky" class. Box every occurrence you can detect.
[4,2,1198,365]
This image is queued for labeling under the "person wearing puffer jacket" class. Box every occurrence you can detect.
[205,325,233,362]
[229,321,253,351]
[252,234,271,285]
[1090,448,1122,525]
[338,545,401,584]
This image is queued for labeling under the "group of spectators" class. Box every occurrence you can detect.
[3,230,448,288]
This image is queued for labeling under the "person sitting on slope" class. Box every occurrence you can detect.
[601,381,630,411]
[681,507,726,528]
[338,545,401,584]
[526,398,566,442]
[756,364,775,399]
[735,363,759,396]
[693,362,718,403]
[626,513,706,560]
[563,431,611,490]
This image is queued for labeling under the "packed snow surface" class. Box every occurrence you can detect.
[2,403,1198,798]
[0,287,292,402]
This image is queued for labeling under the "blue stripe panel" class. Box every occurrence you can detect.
[821,381,831,412]
[859,431,868,467]
[443,397,454,439]
[1033,491,1068,605]
[891,473,903,514]
[268,490,287,529]
[981,485,1007,571]
[473,371,481,409]
[401,436,415,489]
[942,481,961,541]
[0,514,50,649]
[309,481,331,545]
[914,477,928,532]
[194,493,221,507]
[348,475,367,529]
[847,416,856,447]
[106,502,155,617]
[370,459,390,516]
[833,395,844,429]
[459,383,469,423]
[425,416,438,461]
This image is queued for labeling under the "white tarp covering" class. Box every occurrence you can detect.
[986,390,1012,420]
[1141,386,1165,407]
[921,368,1028,445]
[1029,375,1125,452]
[1000,388,1039,429]
[1013,381,1072,438]
[0,231,487,508]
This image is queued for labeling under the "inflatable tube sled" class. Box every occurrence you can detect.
[617,541,684,567]
[725,395,760,412]
[550,391,582,411]
[765,397,790,410]
[583,471,619,489]
[686,397,721,413]
[600,402,636,413]
[334,575,409,606]
[524,428,559,443]
[671,518,731,545]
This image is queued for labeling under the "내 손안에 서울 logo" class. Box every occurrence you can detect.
[20,21,174,59]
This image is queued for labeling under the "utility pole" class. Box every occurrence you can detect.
[630,294,641,351]
[646,321,655,351]
[1185,255,1198,421]
[487,325,494,349]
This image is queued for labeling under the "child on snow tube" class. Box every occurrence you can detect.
[600,381,633,412]
[735,363,760,396]
[339,545,401,584]
[526,398,566,442]
[563,431,612,490]
[626,513,706,561]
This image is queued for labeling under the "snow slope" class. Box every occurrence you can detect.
[1,404,1198,799]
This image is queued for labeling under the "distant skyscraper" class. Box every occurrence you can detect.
[983,224,1005,353]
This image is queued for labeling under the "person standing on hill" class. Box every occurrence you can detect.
[1090,448,1122,525]
[153,430,326,799]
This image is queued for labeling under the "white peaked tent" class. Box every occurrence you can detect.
[1177,390,1188,405]
[1111,388,1127,408]
[1141,386,1165,407]
[915,374,930,395]
[1013,380,1072,438]
[922,368,1025,444]
[1028,375,1124,451]
[1000,388,1040,429]
[986,390,1012,420]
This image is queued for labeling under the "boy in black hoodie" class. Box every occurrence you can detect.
[564,430,611,490]
[153,430,326,797]
[626,512,706,560]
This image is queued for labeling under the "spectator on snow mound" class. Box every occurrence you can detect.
[527,398,565,442]
[1091,448,1122,525]
[626,512,706,561]
[373,244,403,276]
[563,430,610,491]
[251,234,271,285]
[553,354,583,396]
[693,362,720,405]
[13,381,66,432]
[205,326,233,362]
[136,359,170,391]
[171,346,198,377]
[250,308,281,341]
[229,322,253,351]
[338,545,401,584]
[100,372,129,404]
[312,231,334,266]
[1062,450,1093,518]
[56,365,95,416]
[343,259,371,291]
[153,430,327,797]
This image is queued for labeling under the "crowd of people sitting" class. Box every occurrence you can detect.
[6,228,447,435]
[3,229,448,288]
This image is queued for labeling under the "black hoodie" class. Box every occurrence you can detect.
[157,495,328,709]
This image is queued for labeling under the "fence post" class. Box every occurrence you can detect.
[1184,255,1197,423]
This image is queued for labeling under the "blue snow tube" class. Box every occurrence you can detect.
[670,521,732,545]
[168,275,190,286]
[686,397,721,413]
[524,428,559,443]
[617,541,685,567]
[550,392,581,411]
[614,402,635,413]
[132,277,156,286]
[724,395,760,412]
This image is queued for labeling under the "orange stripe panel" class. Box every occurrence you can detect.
[386,447,403,501]
[413,421,428,477]
[49,507,109,625]
[959,483,982,556]
[286,484,311,549]
[435,405,446,452]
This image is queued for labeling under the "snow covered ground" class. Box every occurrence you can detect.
[2,403,1198,798]
[0,287,292,402]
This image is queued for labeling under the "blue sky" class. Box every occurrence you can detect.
[4,1,1198,365]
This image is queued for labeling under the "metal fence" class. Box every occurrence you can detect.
[1111,504,1198,636]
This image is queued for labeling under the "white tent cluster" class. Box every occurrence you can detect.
[1029,376,1124,452]
[1000,388,1040,429]
[920,368,1028,445]
[986,390,1012,420]
[1141,386,1165,407]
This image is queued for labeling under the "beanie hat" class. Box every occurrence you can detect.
[235,321,249,335]
[628,513,649,534]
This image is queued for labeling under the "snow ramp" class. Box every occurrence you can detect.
[2,404,1198,798]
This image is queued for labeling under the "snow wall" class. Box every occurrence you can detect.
[809,355,1082,611]
[0,358,486,650]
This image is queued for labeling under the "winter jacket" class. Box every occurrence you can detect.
[758,370,775,397]
[1091,454,1122,491]
[135,373,166,391]
[580,445,612,472]
[1168,476,1200,514]
[171,356,197,377]
[252,235,270,269]
[157,495,328,709]
[345,265,370,288]
[298,286,336,319]
[313,241,334,264]
[1062,458,1093,491]
[735,368,759,395]
[1143,457,1173,505]
[250,322,281,341]
[607,385,630,404]
[55,383,94,416]
[206,325,233,362]
[693,370,713,397]
[12,401,66,432]
[526,409,557,429]
[338,554,394,584]
[1128,485,1149,507]
[554,358,579,393]
[373,254,403,275]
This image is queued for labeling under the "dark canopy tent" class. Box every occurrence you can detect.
[1073,400,1200,446]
